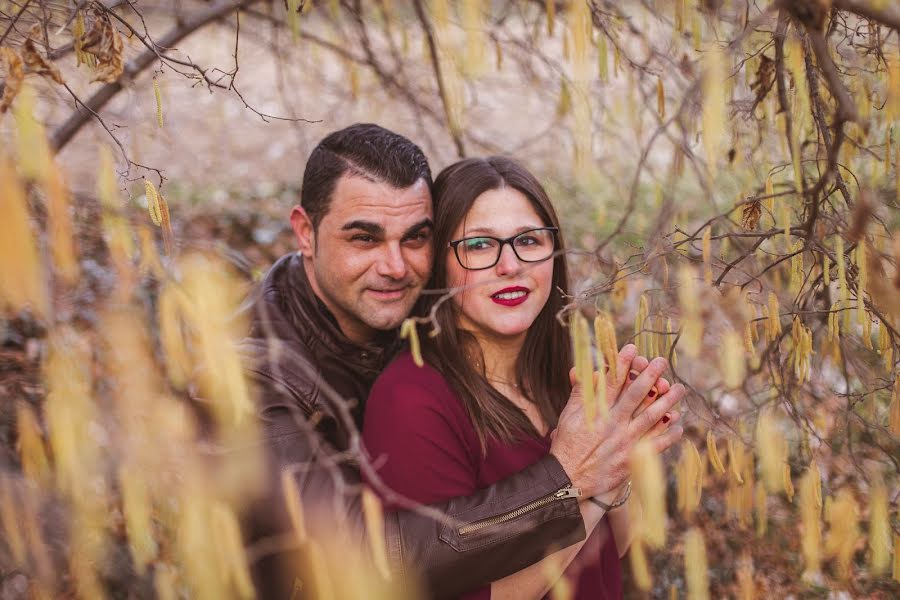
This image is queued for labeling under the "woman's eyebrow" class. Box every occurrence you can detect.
[463,225,544,236]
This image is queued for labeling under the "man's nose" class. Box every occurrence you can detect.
[494,243,522,277]
[376,243,408,279]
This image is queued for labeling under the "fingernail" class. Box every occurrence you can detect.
[628,370,638,381]
[648,388,657,398]
[662,414,671,424]
[604,364,610,373]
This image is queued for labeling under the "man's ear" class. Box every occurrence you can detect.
[290,205,315,256]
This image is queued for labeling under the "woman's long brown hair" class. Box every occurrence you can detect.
[417,156,572,450]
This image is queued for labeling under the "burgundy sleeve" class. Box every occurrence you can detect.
[363,375,479,508]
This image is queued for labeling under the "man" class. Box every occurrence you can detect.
[242,124,684,597]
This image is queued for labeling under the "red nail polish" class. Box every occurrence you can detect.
[662,414,670,424]
[628,371,638,381]
[648,389,657,397]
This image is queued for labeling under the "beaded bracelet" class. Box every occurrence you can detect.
[587,481,632,511]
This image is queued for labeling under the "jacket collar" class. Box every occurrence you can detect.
[253,253,395,373]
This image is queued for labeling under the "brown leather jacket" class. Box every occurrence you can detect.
[240,254,585,598]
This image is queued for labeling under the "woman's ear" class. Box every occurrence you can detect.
[290,205,315,255]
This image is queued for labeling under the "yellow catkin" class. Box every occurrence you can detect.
[597,34,608,82]
[702,48,726,175]
[684,528,709,600]
[736,553,755,600]
[799,464,822,578]
[153,78,163,128]
[593,312,618,383]
[779,200,791,251]
[869,478,890,575]
[145,180,162,226]
[657,77,665,119]
[634,293,649,355]
[824,489,860,580]
[823,252,831,286]
[856,245,869,336]
[674,0,685,32]
[210,503,255,598]
[893,532,900,581]
[0,157,48,318]
[281,470,308,543]
[571,311,599,422]
[678,266,702,358]
[702,228,712,285]
[178,254,254,426]
[361,487,392,581]
[629,537,652,591]
[632,440,666,548]
[890,378,900,435]
[154,565,178,600]
[783,463,794,503]
[119,467,158,574]
[494,38,503,71]
[836,236,849,330]
[706,431,725,475]
[678,440,703,519]
[16,402,50,485]
[157,283,191,389]
[721,330,745,389]
[727,437,744,485]
[44,165,80,284]
[756,411,784,493]
[766,291,781,342]
[400,318,423,367]
[754,481,767,537]
[461,0,485,77]
[544,0,555,37]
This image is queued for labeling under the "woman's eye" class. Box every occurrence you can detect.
[515,235,539,246]
[464,238,494,251]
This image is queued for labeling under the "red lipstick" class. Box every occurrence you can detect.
[490,286,530,307]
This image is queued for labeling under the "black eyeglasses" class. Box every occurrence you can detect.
[448,227,558,270]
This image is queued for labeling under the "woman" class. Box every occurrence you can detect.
[362,157,677,599]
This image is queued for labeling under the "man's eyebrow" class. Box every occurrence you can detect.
[341,220,384,235]
[402,218,434,238]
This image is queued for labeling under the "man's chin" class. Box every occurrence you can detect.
[360,305,415,332]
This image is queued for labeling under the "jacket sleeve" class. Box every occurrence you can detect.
[242,367,585,598]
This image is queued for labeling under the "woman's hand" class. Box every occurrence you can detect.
[549,345,684,499]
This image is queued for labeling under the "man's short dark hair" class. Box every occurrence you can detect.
[301,123,432,230]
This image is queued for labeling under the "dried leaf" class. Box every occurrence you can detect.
[22,37,63,85]
[0,47,25,113]
[81,19,125,83]
[741,200,761,230]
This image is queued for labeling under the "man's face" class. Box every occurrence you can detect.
[291,175,433,344]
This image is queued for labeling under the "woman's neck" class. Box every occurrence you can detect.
[472,331,527,385]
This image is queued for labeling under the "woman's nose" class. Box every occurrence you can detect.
[494,243,521,277]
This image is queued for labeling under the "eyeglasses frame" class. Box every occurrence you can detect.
[448,226,559,271]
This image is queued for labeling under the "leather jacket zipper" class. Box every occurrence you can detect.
[457,485,583,536]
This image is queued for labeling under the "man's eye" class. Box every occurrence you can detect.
[351,234,376,243]
[404,231,431,244]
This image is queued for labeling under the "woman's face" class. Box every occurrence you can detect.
[446,187,555,341]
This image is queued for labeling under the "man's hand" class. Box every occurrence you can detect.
[549,344,685,500]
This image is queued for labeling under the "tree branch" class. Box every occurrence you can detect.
[49,0,264,153]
